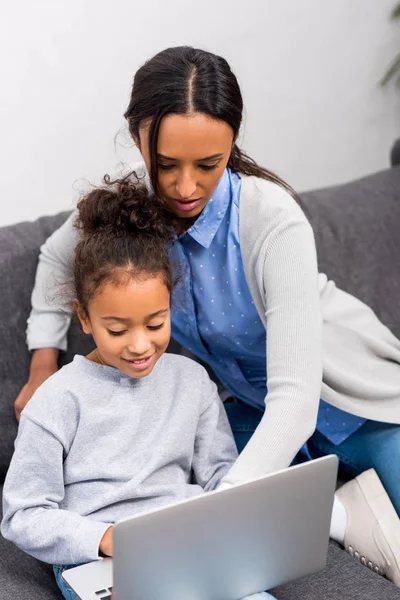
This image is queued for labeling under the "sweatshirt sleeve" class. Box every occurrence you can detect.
[1,414,110,565]
[26,211,78,351]
[192,372,238,492]
[221,211,322,485]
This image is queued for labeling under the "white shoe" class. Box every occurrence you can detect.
[336,469,400,586]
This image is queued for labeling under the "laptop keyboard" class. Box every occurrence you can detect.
[94,586,113,599]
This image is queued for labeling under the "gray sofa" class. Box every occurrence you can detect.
[1,155,400,599]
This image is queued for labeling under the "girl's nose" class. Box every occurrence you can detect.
[126,332,151,356]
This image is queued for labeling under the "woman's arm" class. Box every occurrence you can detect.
[27,211,78,351]
[192,372,238,491]
[222,208,322,484]
[14,212,78,419]
[1,414,110,565]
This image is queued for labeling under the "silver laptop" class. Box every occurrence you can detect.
[63,454,338,600]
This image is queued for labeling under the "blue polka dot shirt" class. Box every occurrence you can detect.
[169,168,366,445]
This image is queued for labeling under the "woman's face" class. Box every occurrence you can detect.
[138,112,234,219]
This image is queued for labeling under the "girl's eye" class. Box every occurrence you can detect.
[107,330,127,337]
[147,323,164,331]
[199,164,219,171]
[158,164,175,171]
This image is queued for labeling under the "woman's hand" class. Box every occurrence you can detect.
[99,526,114,557]
[14,348,59,421]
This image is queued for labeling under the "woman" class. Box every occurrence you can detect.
[16,46,400,585]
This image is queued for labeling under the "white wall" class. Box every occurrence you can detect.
[0,0,399,226]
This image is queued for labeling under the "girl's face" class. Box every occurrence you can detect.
[138,112,234,220]
[76,275,171,379]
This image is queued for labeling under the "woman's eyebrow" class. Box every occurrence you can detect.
[157,153,224,162]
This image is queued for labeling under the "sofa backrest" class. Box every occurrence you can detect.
[301,166,400,340]
[0,213,95,480]
[0,166,399,481]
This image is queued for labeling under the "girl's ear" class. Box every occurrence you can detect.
[74,299,92,335]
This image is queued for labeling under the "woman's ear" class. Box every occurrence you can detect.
[233,123,241,145]
[74,299,92,335]
[132,134,140,149]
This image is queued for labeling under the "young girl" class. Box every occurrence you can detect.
[15,46,400,588]
[1,179,272,600]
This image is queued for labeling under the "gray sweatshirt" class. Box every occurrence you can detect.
[1,354,237,565]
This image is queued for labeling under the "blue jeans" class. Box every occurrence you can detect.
[224,400,400,516]
[54,561,275,600]
[53,565,80,600]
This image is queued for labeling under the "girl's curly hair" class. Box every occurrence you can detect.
[74,173,177,313]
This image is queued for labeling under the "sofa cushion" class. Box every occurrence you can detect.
[1,486,399,600]
[301,166,400,339]
[0,213,95,482]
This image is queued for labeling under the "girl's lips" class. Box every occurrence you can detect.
[171,198,202,212]
[122,354,155,371]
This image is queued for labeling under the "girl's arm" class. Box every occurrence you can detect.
[192,372,238,491]
[1,415,110,565]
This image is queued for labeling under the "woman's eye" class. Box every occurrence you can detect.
[147,323,164,331]
[199,164,219,171]
[107,330,127,337]
[158,164,175,171]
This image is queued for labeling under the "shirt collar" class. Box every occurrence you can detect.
[183,169,232,249]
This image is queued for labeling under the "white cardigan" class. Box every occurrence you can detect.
[26,170,400,486]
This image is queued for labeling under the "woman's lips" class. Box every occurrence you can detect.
[171,198,202,212]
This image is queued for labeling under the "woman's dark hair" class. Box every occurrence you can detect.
[124,46,297,198]
[74,175,177,314]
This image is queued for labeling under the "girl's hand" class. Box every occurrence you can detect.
[99,526,114,557]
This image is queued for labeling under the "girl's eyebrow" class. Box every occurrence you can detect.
[157,153,224,162]
[101,309,169,323]
[146,309,169,319]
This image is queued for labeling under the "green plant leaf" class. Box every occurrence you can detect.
[391,2,400,20]
[381,53,400,86]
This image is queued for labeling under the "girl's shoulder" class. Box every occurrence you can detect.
[160,353,209,380]
[22,357,92,421]
[159,353,216,391]
[159,353,218,411]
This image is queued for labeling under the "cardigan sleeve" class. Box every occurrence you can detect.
[26,211,78,351]
[221,199,322,484]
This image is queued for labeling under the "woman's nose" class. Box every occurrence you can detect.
[175,171,197,199]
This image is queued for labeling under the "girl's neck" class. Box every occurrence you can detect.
[86,348,113,368]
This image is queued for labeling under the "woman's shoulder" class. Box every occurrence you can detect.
[238,175,311,239]
[239,174,305,217]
